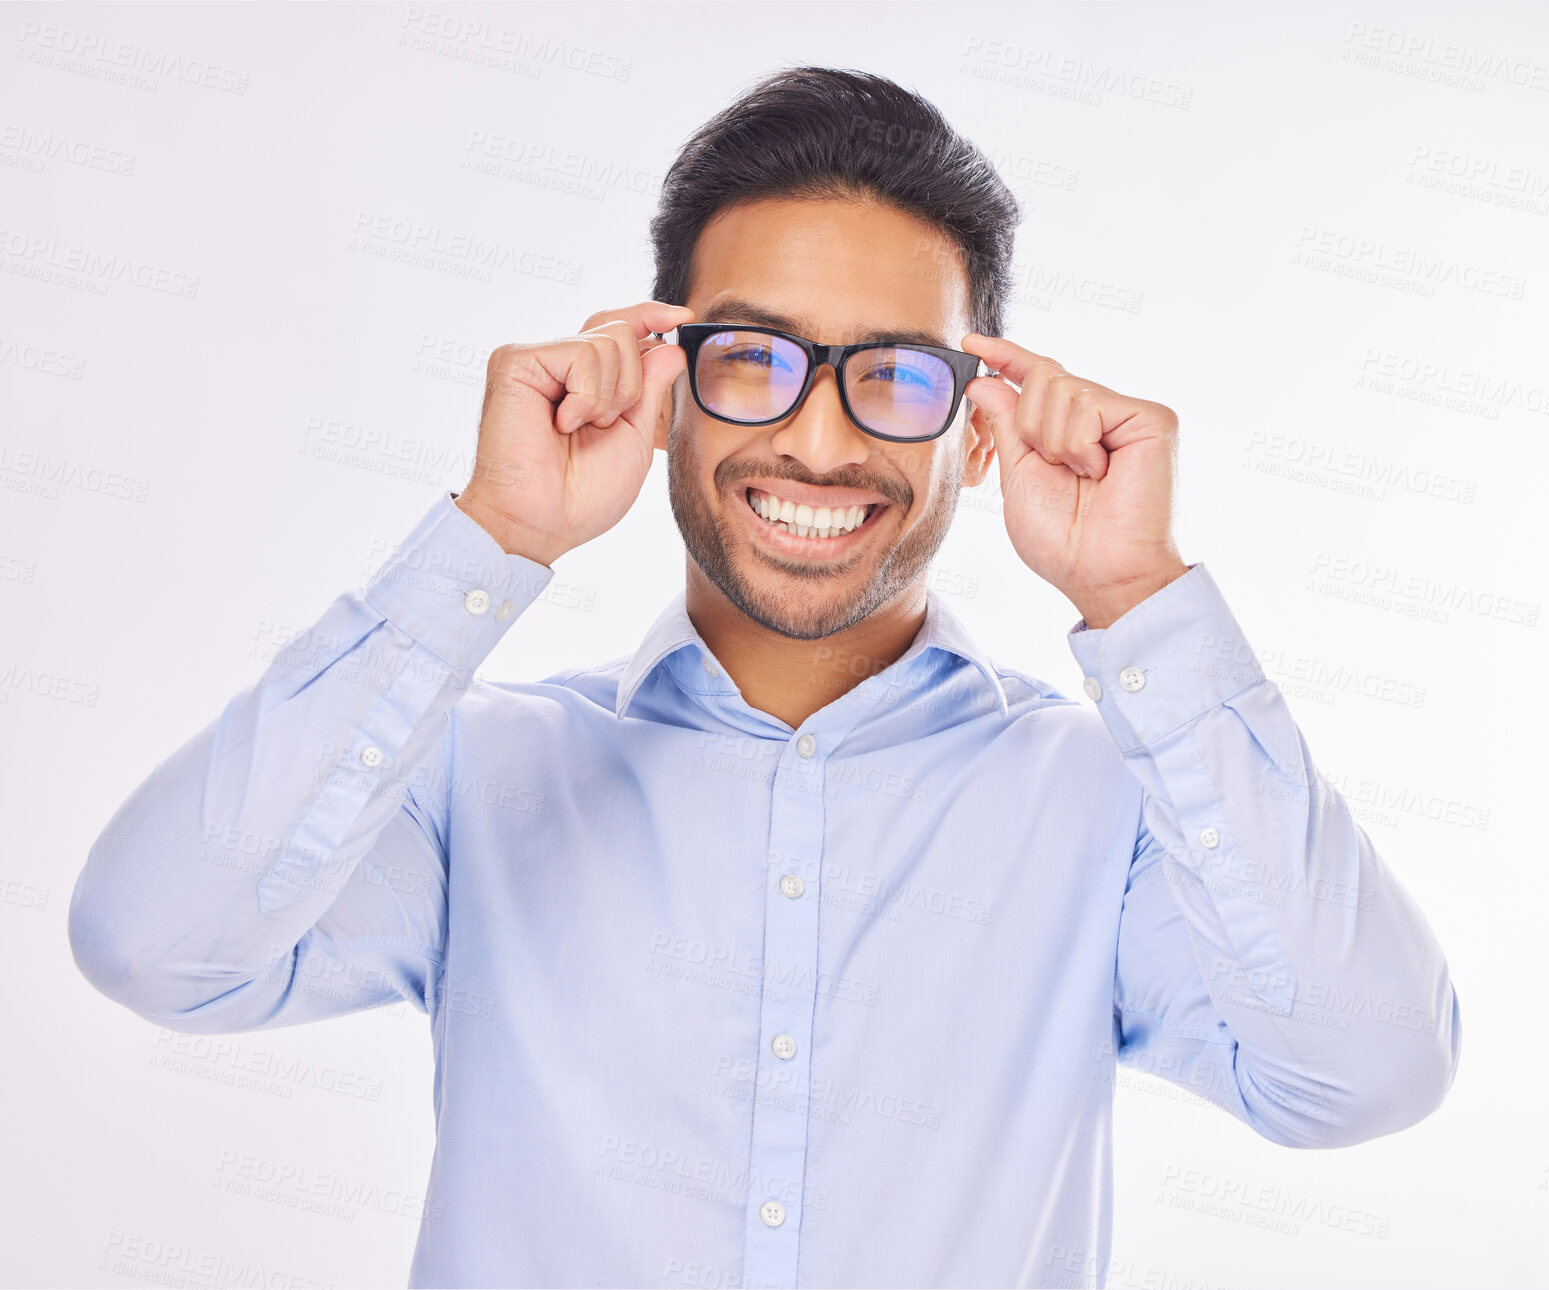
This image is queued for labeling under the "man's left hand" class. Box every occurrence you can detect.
[961,333,1190,630]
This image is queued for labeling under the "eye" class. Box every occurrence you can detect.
[856,359,932,389]
[725,345,772,368]
[720,344,796,375]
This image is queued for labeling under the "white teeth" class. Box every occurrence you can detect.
[749,489,874,539]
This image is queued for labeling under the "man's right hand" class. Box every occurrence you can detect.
[454,300,696,565]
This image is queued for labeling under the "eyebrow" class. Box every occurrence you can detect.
[696,297,951,349]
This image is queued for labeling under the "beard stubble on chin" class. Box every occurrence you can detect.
[665,418,965,642]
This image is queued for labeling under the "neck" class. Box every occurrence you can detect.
[683,561,928,730]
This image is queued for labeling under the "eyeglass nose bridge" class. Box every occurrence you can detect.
[763,342,878,435]
[798,344,853,401]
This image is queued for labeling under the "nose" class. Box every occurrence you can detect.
[768,362,873,475]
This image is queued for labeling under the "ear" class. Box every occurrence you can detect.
[962,398,996,488]
[653,376,679,453]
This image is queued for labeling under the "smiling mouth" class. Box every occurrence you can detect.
[743,487,885,540]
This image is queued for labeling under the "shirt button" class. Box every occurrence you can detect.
[796,733,816,758]
[494,600,515,622]
[359,745,383,767]
[703,657,720,677]
[1119,666,1146,692]
[760,1200,786,1228]
[772,1034,797,1060]
[1199,827,1220,849]
[1082,676,1102,702]
[779,874,805,899]
[464,588,491,615]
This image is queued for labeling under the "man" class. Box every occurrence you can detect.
[69,66,1460,1289]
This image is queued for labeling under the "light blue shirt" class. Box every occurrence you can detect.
[69,490,1461,1289]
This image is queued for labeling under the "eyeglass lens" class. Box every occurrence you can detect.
[695,329,955,441]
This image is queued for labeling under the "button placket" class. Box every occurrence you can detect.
[742,727,825,1286]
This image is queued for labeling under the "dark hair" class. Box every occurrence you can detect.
[649,65,1022,340]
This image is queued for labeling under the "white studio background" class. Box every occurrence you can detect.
[2,3,1545,1287]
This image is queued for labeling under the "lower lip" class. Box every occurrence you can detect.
[736,488,889,559]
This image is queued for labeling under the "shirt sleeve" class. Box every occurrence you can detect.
[1069,562,1462,1148]
[67,491,554,1034]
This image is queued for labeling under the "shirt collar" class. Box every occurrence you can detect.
[614,586,1009,721]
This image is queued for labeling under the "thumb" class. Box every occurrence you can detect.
[635,339,687,454]
[966,374,1031,494]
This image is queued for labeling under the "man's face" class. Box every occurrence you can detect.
[661,195,995,642]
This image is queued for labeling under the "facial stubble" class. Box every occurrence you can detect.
[665,412,965,642]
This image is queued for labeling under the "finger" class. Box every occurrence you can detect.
[553,343,603,434]
[1040,380,1075,472]
[1070,389,1109,480]
[960,332,1065,387]
[589,331,623,422]
[1016,360,1063,465]
[621,334,687,456]
[589,320,644,428]
[965,373,1030,491]
[584,300,696,343]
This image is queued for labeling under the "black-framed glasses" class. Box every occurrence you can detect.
[657,323,986,444]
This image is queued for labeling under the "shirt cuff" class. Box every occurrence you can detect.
[1066,563,1267,755]
[363,491,556,676]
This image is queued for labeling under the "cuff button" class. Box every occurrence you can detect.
[1082,676,1103,702]
[1119,666,1146,692]
[464,588,491,615]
